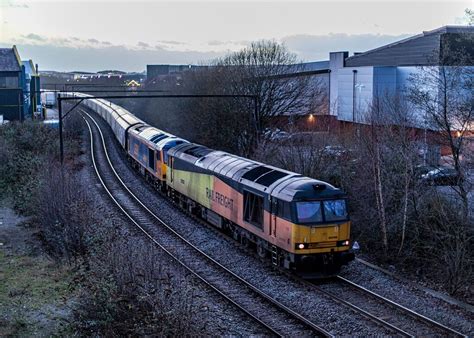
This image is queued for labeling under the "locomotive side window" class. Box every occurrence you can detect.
[296,201,323,223]
[243,191,264,229]
[277,199,292,221]
[148,148,155,170]
[163,148,170,164]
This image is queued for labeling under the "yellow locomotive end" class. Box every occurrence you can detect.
[288,198,354,272]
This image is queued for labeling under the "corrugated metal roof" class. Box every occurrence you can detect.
[345,25,474,67]
[298,61,330,72]
[0,47,21,72]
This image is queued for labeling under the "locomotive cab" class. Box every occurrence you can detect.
[291,198,354,271]
[271,179,355,273]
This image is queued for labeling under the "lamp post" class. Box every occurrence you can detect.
[354,83,365,123]
[57,93,259,164]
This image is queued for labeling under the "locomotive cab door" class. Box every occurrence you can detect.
[269,197,277,238]
[148,148,155,171]
[169,156,174,183]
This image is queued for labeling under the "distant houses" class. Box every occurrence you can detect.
[0,45,41,122]
[39,70,146,91]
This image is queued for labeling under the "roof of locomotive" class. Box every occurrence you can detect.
[169,143,345,201]
[155,135,188,149]
[126,122,189,152]
[269,176,344,201]
[138,126,170,141]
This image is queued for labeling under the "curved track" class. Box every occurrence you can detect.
[82,112,332,337]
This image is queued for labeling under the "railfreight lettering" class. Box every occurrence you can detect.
[206,188,234,210]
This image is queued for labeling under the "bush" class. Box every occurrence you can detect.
[0,120,81,214]
[74,226,207,335]
[34,162,93,264]
[412,193,473,295]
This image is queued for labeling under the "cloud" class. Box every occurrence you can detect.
[137,41,150,48]
[281,33,411,61]
[3,42,223,72]
[54,37,70,44]
[23,33,47,42]
[1,0,28,8]
[207,40,250,47]
[207,40,226,46]
[156,40,185,45]
[4,32,416,72]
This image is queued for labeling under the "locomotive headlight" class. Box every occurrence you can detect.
[337,240,350,247]
[298,243,306,249]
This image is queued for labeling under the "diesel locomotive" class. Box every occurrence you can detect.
[66,92,355,274]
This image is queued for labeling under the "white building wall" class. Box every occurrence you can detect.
[336,66,374,123]
[328,52,471,130]
[396,66,427,126]
[329,52,347,117]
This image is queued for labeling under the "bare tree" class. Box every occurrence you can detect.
[465,8,474,26]
[253,127,339,180]
[416,193,473,295]
[216,41,325,137]
[173,41,326,155]
[345,92,422,256]
[35,162,93,264]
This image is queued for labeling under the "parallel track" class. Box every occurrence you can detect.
[303,274,467,337]
[82,112,332,337]
[332,275,467,337]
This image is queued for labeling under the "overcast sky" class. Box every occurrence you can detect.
[0,0,471,72]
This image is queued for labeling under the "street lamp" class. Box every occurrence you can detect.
[354,83,365,123]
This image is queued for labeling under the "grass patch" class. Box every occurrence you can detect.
[0,250,73,336]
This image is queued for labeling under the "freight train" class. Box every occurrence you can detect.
[65,92,355,275]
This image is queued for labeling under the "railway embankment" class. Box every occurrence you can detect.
[1,111,472,336]
[0,120,80,335]
[0,118,266,336]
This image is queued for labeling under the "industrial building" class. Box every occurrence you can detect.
[22,60,41,118]
[253,25,472,135]
[146,64,198,79]
[0,45,41,122]
[327,26,473,127]
[144,26,472,131]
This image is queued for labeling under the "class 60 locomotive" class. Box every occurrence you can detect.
[66,92,355,277]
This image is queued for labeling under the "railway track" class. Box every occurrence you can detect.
[82,111,332,337]
[80,108,468,337]
[309,275,467,337]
